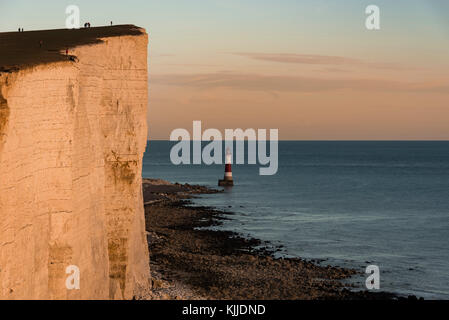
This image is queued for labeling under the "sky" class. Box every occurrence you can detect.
[1,0,448,140]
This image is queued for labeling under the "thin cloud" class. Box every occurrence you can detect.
[231,52,408,70]
[151,72,449,94]
[161,63,220,67]
[233,52,362,65]
[151,53,176,57]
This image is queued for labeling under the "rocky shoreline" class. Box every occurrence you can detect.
[141,178,400,300]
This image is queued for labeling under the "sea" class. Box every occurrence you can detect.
[142,141,449,299]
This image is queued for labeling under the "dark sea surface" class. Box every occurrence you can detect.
[143,141,449,299]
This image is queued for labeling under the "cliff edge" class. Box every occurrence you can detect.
[0,25,150,299]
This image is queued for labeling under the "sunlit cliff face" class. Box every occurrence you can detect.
[0,27,149,299]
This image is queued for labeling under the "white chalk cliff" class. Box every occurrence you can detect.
[0,26,150,299]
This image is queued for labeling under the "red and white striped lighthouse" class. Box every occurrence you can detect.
[219,148,234,186]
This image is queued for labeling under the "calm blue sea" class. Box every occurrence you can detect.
[143,141,449,299]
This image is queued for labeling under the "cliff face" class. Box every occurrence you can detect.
[0,26,149,299]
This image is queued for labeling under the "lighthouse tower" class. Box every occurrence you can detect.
[219,148,234,186]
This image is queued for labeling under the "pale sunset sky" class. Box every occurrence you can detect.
[1,0,448,140]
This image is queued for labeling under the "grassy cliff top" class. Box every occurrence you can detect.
[0,25,145,72]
